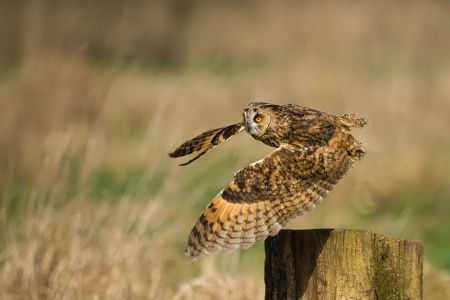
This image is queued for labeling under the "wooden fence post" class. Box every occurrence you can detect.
[264,229,423,300]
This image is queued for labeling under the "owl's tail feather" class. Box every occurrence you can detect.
[339,115,368,129]
[168,122,245,166]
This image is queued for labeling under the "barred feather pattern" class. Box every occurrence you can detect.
[169,102,367,260]
[169,123,244,166]
[184,143,359,259]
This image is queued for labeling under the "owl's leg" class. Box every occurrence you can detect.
[346,139,366,161]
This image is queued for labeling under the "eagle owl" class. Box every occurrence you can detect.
[169,102,367,260]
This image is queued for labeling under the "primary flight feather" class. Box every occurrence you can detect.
[169,102,367,260]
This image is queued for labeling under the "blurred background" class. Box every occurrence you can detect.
[1,1,449,299]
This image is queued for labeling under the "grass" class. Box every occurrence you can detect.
[1,1,450,299]
[362,185,450,270]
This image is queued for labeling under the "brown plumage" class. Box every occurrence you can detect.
[169,102,367,260]
[169,123,244,166]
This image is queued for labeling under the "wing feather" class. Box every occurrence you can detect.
[169,123,244,166]
[185,144,356,259]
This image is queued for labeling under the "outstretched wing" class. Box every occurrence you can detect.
[169,122,245,166]
[185,144,355,260]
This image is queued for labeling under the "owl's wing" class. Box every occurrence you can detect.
[169,122,245,166]
[185,144,353,259]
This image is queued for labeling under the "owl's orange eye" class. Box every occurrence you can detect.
[254,116,262,123]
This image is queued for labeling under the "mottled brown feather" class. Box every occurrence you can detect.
[169,102,367,260]
[184,141,360,259]
[169,122,244,165]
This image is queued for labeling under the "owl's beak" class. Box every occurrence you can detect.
[244,122,250,133]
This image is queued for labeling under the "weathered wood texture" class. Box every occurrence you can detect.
[265,229,423,300]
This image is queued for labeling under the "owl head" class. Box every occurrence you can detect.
[243,102,274,137]
[242,102,290,148]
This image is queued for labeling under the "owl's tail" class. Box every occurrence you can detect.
[339,114,368,129]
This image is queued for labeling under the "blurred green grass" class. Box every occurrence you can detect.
[89,167,165,200]
[361,186,450,270]
[1,1,450,299]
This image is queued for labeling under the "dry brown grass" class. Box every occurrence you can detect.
[1,1,450,299]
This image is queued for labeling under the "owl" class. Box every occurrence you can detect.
[169,102,367,260]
